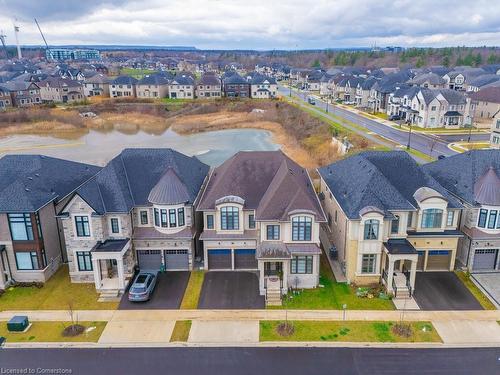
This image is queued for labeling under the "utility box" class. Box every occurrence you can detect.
[7,316,29,332]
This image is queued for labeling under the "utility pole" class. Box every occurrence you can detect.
[326,94,329,113]
[13,21,22,59]
[406,121,412,150]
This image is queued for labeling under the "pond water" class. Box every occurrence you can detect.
[0,128,281,166]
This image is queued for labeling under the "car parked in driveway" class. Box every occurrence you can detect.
[128,272,158,302]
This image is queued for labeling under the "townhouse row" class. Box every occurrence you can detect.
[0,149,498,305]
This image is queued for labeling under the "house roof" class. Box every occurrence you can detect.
[72,148,209,214]
[410,72,446,86]
[318,151,461,220]
[470,87,500,104]
[170,75,194,85]
[197,151,325,221]
[384,239,417,255]
[137,74,170,86]
[111,75,138,85]
[424,150,500,205]
[223,73,248,85]
[0,155,100,213]
[197,73,220,86]
[85,73,110,84]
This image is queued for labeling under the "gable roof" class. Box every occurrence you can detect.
[72,148,209,214]
[111,75,138,85]
[470,87,500,104]
[0,155,100,212]
[197,73,221,86]
[137,74,170,86]
[197,151,325,221]
[318,151,461,220]
[424,150,500,205]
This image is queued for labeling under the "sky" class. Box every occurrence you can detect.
[0,0,499,50]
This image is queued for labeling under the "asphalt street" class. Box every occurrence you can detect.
[278,85,470,159]
[0,347,499,375]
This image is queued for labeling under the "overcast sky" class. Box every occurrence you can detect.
[0,0,499,49]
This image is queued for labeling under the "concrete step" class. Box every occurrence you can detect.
[266,300,282,306]
[98,290,122,302]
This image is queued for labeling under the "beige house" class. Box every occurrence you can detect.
[39,77,84,103]
[470,87,500,129]
[83,73,110,97]
[110,76,138,98]
[491,111,500,149]
[136,74,170,99]
[319,151,463,299]
[195,73,222,99]
[168,75,195,99]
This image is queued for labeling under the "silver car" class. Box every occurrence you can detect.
[128,272,157,302]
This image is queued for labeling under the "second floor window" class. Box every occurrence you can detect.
[364,219,379,240]
[110,218,120,234]
[178,208,185,227]
[488,210,498,229]
[421,209,443,229]
[75,216,90,237]
[206,214,214,229]
[447,211,455,226]
[292,216,312,241]
[140,210,148,225]
[169,209,177,227]
[391,215,399,234]
[266,225,280,240]
[221,206,239,230]
[8,213,34,241]
[248,214,256,229]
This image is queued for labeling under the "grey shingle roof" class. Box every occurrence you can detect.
[318,151,461,220]
[470,87,500,104]
[0,155,101,212]
[111,75,138,85]
[197,73,221,86]
[74,149,210,214]
[137,74,169,86]
[424,150,500,205]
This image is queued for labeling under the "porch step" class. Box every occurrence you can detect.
[394,288,411,300]
[266,300,282,306]
[98,290,122,303]
[266,289,282,306]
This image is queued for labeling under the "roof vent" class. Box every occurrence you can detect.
[25,188,30,192]
[35,173,40,177]
[27,177,33,180]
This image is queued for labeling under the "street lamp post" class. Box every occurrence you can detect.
[326,95,329,113]
[407,121,412,150]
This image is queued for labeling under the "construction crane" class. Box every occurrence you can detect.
[0,30,8,59]
[34,18,52,60]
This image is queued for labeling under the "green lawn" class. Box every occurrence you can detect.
[170,320,192,342]
[0,266,118,311]
[0,321,106,343]
[260,321,441,342]
[455,271,497,310]
[273,254,394,310]
[120,67,158,79]
[180,271,205,309]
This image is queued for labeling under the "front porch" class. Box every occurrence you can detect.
[382,239,418,300]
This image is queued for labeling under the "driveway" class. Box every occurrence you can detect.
[198,271,265,309]
[119,271,190,310]
[413,272,483,310]
[471,273,500,308]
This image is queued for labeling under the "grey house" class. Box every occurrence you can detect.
[0,155,100,290]
[425,150,500,273]
[58,149,209,296]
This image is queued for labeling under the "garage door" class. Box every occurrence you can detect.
[164,249,189,270]
[208,249,232,270]
[426,250,451,270]
[473,249,498,271]
[137,250,162,271]
[417,251,425,271]
[234,249,257,269]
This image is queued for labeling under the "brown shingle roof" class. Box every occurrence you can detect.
[470,87,500,104]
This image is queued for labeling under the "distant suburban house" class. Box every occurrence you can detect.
[408,73,447,89]
[491,111,500,149]
[355,76,379,108]
[249,73,277,99]
[425,150,500,273]
[168,74,195,99]
[223,73,250,98]
[38,77,84,103]
[0,85,12,110]
[136,74,170,99]
[195,73,222,99]
[319,151,463,299]
[465,74,500,92]
[83,73,111,97]
[110,76,138,98]
[197,151,326,306]
[0,155,100,290]
[0,81,41,107]
[470,87,500,126]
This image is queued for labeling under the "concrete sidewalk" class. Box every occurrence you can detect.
[434,320,500,344]
[188,320,259,343]
[98,320,175,344]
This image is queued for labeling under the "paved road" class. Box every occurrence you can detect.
[0,347,499,375]
[278,86,461,159]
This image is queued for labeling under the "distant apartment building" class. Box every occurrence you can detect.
[46,48,101,61]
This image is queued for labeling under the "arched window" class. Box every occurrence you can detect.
[292,216,312,241]
[220,206,239,230]
[364,219,379,240]
[421,209,443,229]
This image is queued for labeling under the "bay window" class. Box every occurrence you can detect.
[290,256,313,274]
[161,209,168,227]
[221,206,239,230]
[364,219,379,240]
[487,210,497,229]
[178,208,185,227]
[292,216,312,241]
[169,209,177,227]
[478,209,488,228]
[421,209,443,229]
[154,208,160,226]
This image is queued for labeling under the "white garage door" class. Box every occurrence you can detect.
[137,250,162,271]
[164,249,189,270]
[473,249,498,271]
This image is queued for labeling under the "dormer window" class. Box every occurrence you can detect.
[221,206,239,230]
[421,209,443,229]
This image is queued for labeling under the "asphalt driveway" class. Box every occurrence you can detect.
[119,271,190,310]
[413,272,483,311]
[198,271,265,309]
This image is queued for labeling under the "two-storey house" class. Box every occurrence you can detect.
[83,73,110,97]
[39,77,84,103]
[222,74,250,98]
[0,155,100,290]
[197,151,326,305]
[136,74,170,99]
[168,75,195,99]
[58,149,209,297]
[195,73,222,99]
[249,74,277,99]
[110,76,137,98]
[0,81,41,107]
[0,86,12,110]
[319,151,463,299]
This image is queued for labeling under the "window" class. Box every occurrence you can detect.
[206,214,214,229]
[290,256,313,274]
[446,211,455,226]
[178,208,185,227]
[154,208,160,227]
[169,209,177,227]
[364,219,379,240]
[8,213,34,241]
[248,214,256,229]
[407,213,413,227]
[292,216,312,241]
[140,210,148,225]
[221,206,239,230]
[361,254,377,273]
[391,215,399,234]
[478,209,488,228]
[75,216,90,237]
[76,251,93,271]
[266,225,280,240]
[421,209,443,229]
[110,218,120,234]
[161,209,168,227]
[487,210,497,229]
[15,251,39,270]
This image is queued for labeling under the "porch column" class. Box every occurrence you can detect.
[93,258,101,290]
[117,258,125,291]
[409,258,417,291]
[282,260,289,293]
[386,256,395,292]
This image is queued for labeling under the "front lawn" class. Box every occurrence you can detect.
[0,321,106,343]
[273,255,394,310]
[260,321,441,343]
[180,271,205,309]
[170,320,192,342]
[0,266,118,310]
[455,271,497,310]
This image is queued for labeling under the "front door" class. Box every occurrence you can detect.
[264,261,282,276]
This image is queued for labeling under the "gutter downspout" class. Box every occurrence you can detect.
[54,204,67,263]
[1,246,16,285]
